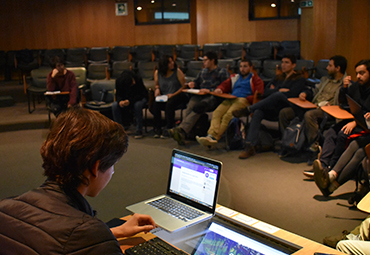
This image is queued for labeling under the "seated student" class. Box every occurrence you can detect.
[323,192,370,254]
[150,55,189,138]
[168,51,230,145]
[309,59,370,175]
[196,59,263,147]
[0,107,155,254]
[279,55,347,165]
[112,70,148,139]
[46,55,78,116]
[314,134,370,200]
[233,54,306,159]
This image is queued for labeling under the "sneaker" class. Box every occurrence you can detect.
[153,129,161,138]
[160,129,170,139]
[134,130,143,139]
[172,127,186,145]
[303,169,314,178]
[196,135,217,147]
[232,107,250,118]
[238,144,256,159]
[323,230,349,248]
[313,160,331,196]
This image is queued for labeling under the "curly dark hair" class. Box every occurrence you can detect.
[40,107,128,188]
[158,55,177,77]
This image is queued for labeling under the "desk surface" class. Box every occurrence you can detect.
[288,98,317,109]
[118,205,344,254]
[183,89,237,99]
[321,105,354,120]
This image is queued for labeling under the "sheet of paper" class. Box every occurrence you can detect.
[155,95,168,102]
[233,214,259,226]
[186,89,200,94]
[216,206,238,217]
[45,91,61,95]
[253,221,280,234]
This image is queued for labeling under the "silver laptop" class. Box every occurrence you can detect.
[126,149,222,232]
[346,94,370,131]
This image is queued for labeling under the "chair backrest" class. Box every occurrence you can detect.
[111,61,134,79]
[89,80,115,102]
[185,61,203,78]
[65,48,87,67]
[218,59,235,73]
[315,59,329,79]
[110,46,131,63]
[223,43,244,59]
[137,61,158,80]
[261,60,281,79]
[277,40,301,59]
[132,45,154,62]
[246,41,272,60]
[87,63,108,80]
[30,67,52,88]
[41,49,66,67]
[176,44,200,61]
[88,47,109,63]
[295,59,315,77]
[202,43,223,57]
[156,45,176,59]
[66,67,86,86]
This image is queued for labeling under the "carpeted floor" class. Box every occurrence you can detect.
[0,80,368,245]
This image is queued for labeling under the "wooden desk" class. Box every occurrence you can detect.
[288,98,317,109]
[183,89,237,99]
[118,205,344,254]
[321,105,354,120]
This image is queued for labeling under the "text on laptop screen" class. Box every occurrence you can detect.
[169,152,219,209]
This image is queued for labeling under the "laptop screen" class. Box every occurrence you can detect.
[168,150,221,210]
[194,222,293,255]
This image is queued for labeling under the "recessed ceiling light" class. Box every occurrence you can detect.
[137,6,142,11]
[271,3,276,8]
[151,0,155,3]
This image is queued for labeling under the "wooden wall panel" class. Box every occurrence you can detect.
[312,0,338,62]
[196,0,298,45]
[336,0,370,76]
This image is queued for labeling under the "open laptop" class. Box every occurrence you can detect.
[126,149,222,232]
[346,94,370,131]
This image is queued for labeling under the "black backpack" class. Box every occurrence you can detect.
[281,117,306,152]
[225,117,246,150]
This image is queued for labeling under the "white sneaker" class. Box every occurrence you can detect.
[196,135,217,147]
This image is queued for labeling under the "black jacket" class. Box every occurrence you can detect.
[0,181,123,255]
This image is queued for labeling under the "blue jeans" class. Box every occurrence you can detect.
[112,97,147,132]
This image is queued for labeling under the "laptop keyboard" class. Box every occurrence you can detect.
[148,197,204,222]
[125,237,188,255]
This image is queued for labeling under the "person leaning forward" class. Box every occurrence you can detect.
[168,51,230,145]
[0,107,155,255]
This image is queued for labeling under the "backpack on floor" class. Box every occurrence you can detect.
[225,117,246,150]
[281,117,306,152]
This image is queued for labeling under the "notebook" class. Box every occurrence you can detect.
[126,149,222,232]
[346,94,370,131]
